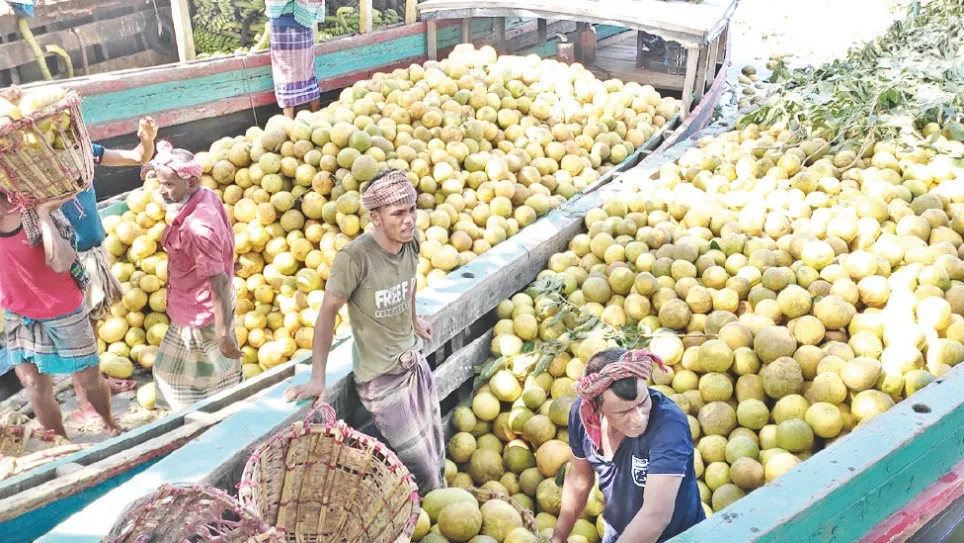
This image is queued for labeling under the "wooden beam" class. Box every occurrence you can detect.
[681,45,699,115]
[169,0,196,62]
[426,20,438,60]
[359,0,374,34]
[436,330,493,401]
[537,18,547,45]
[462,18,472,43]
[636,31,645,68]
[706,34,720,83]
[406,0,418,24]
[694,44,709,103]
[494,17,506,53]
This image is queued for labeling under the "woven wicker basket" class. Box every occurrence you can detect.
[0,85,95,208]
[465,487,548,541]
[106,483,283,543]
[0,412,86,481]
[238,404,421,543]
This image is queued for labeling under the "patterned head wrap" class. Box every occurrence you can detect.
[574,350,668,451]
[152,141,202,180]
[360,170,417,210]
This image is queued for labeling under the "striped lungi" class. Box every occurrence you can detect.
[3,305,99,375]
[152,323,242,411]
[356,350,445,495]
[79,244,123,320]
[269,14,321,108]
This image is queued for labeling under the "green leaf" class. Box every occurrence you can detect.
[710,240,721,251]
[532,352,555,376]
[475,356,506,384]
[946,121,964,141]
[522,341,536,354]
[555,460,571,488]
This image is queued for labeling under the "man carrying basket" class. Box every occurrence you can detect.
[286,169,445,494]
[0,192,121,436]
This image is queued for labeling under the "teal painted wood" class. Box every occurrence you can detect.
[80,27,468,127]
[669,365,964,542]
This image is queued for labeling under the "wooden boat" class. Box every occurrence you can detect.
[0,2,736,539]
[29,111,964,543]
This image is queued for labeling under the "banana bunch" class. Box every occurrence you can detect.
[317,7,401,42]
[192,0,267,54]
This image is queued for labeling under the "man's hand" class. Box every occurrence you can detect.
[217,328,244,359]
[414,316,433,341]
[36,195,74,216]
[137,117,158,144]
[285,378,326,403]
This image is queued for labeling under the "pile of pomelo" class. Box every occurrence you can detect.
[92,44,676,406]
[440,118,963,536]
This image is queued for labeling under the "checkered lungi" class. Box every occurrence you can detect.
[269,14,321,108]
[356,350,445,495]
[152,323,242,411]
[79,244,123,320]
[3,305,99,375]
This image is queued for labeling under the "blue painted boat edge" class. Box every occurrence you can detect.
[669,365,964,542]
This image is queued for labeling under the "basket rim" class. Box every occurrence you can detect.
[0,88,80,139]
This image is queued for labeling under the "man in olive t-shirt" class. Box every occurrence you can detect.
[286,169,444,493]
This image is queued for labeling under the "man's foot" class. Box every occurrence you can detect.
[104,377,137,393]
[104,423,123,438]
[68,406,103,426]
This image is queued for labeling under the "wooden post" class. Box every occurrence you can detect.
[359,0,373,34]
[405,0,418,25]
[427,20,438,60]
[694,45,709,103]
[462,18,471,44]
[170,0,196,62]
[707,35,720,84]
[636,31,645,68]
[681,46,699,115]
[576,23,596,64]
[537,18,547,45]
[494,17,505,54]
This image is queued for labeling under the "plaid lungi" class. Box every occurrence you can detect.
[0,328,10,377]
[79,244,123,320]
[152,323,242,411]
[357,350,444,494]
[3,305,99,375]
[269,14,321,108]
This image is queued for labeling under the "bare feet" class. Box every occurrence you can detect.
[104,423,123,438]
[68,406,103,426]
[104,377,137,393]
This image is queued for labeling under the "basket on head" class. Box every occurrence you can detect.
[106,483,283,543]
[238,403,421,543]
[0,412,86,481]
[0,85,95,208]
[464,487,548,542]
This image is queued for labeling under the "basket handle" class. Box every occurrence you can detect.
[303,402,337,427]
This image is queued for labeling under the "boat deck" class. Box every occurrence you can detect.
[590,31,686,92]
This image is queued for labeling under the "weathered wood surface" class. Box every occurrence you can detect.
[860,460,964,543]
[417,0,740,47]
[169,0,196,62]
[436,330,494,402]
[0,9,162,72]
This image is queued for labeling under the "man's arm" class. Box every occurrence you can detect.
[284,292,348,402]
[615,475,683,543]
[411,278,432,341]
[552,457,596,543]
[100,117,157,167]
[35,205,75,273]
[209,272,243,358]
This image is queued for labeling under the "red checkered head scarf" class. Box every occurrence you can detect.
[574,348,667,451]
[360,169,417,211]
[152,140,202,180]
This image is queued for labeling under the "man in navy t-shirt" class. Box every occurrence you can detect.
[553,348,705,543]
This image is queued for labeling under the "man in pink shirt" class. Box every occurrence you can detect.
[149,142,242,410]
[0,192,120,436]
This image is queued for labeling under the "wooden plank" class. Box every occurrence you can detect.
[462,18,472,43]
[0,0,135,36]
[494,17,506,53]
[87,49,175,75]
[0,9,158,71]
[590,56,686,91]
[537,18,547,45]
[359,0,374,34]
[406,0,418,24]
[668,365,964,543]
[694,44,708,103]
[436,330,493,401]
[706,34,720,83]
[427,20,438,60]
[169,0,196,62]
[681,46,698,114]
